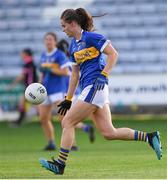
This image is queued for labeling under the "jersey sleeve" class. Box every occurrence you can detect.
[69,54,77,65]
[88,32,110,52]
[56,51,69,69]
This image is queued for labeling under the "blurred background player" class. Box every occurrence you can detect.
[38,32,69,151]
[9,48,38,127]
[39,32,95,151]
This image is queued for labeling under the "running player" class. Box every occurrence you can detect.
[10,48,38,127]
[40,8,162,174]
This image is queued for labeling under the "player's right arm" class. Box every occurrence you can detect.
[57,65,79,115]
[66,64,80,100]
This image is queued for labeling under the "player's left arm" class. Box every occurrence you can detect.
[88,32,118,75]
[50,65,69,76]
[102,43,118,75]
[50,52,69,76]
[38,72,43,83]
[9,74,25,89]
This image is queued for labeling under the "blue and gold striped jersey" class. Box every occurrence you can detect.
[40,48,68,95]
[69,30,110,90]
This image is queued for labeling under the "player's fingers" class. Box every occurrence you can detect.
[101,84,105,90]
[62,108,67,116]
[62,109,67,116]
[58,107,63,114]
[60,110,64,116]
[98,84,101,90]
[57,103,62,107]
[57,110,61,115]
[60,108,65,115]
[64,109,68,115]
[59,108,65,116]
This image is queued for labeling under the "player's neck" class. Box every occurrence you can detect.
[47,47,56,53]
[74,28,83,40]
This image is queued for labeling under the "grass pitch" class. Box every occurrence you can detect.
[0,116,167,179]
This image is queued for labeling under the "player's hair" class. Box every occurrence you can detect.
[57,39,69,57]
[44,32,57,42]
[22,48,33,56]
[61,8,94,31]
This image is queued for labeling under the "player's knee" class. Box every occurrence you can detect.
[40,117,49,126]
[103,130,117,140]
[61,117,75,129]
[103,133,113,140]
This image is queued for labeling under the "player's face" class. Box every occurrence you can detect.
[61,19,75,37]
[21,52,27,61]
[44,35,56,50]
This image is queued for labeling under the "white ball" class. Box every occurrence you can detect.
[25,83,47,105]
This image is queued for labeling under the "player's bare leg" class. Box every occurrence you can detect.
[57,109,79,151]
[39,100,96,174]
[92,103,162,159]
[39,104,55,150]
[10,96,26,127]
[60,101,96,149]
[92,104,135,140]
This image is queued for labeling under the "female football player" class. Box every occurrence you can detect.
[40,8,162,174]
[38,32,69,150]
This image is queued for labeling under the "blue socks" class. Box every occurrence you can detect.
[82,125,90,133]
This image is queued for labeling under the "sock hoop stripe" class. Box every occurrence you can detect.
[59,155,67,161]
[142,133,145,141]
[60,148,70,153]
[60,152,68,157]
[139,132,142,140]
[60,153,68,158]
[134,130,138,140]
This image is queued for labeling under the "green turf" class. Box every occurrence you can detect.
[0,118,166,179]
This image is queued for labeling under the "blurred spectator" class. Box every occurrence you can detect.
[9,48,38,127]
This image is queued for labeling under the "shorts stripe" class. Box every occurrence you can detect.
[78,84,109,108]
[84,86,97,103]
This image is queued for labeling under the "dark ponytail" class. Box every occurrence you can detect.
[57,39,70,57]
[75,8,93,31]
[61,8,94,31]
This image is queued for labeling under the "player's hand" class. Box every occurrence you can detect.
[57,98,72,115]
[93,72,108,90]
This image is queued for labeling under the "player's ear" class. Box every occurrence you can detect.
[71,21,77,27]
